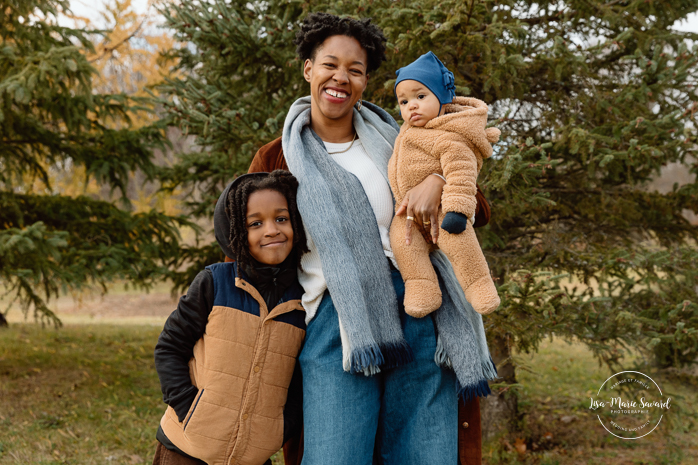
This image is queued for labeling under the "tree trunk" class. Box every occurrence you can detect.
[480,333,518,441]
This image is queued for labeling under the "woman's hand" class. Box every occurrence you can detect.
[395,174,445,245]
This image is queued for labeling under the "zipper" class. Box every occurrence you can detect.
[183,389,204,431]
[228,308,267,464]
[237,321,264,414]
[228,278,268,464]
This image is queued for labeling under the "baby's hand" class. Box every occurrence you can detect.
[440,212,468,234]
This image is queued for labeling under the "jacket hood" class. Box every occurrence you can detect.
[425,96,501,159]
[214,172,270,259]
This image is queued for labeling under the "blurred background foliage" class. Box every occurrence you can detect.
[155,0,698,433]
[0,0,190,326]
[1,0,697,438]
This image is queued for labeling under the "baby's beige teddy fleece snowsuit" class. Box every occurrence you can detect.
[388,96,500,317]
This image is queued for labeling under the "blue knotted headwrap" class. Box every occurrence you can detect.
[394,51,456,105]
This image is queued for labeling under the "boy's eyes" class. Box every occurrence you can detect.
[418,94,426,99]
[399,99,408,105]
[247,216,289,228]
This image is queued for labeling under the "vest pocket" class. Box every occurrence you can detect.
[183,389,204,432]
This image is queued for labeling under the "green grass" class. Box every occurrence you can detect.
[0,324,284,465]
[486,338,698,464]
[0,324,164,464]
[2,324,696,464]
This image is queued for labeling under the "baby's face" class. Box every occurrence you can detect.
[396,80,443,127]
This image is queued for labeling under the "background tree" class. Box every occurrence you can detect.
[0,0,189,326]
[159,0,698,435]
[53,0,183,214]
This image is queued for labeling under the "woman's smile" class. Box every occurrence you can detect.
[303,34,368,141]
[324,87,349,101]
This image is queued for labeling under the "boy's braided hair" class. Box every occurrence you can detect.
[226,170,309,272]
[294,12,387,73]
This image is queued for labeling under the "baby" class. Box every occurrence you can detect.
[388,51,501,317]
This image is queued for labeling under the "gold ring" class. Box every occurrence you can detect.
[406,216,414,221]
[423,220,431,225]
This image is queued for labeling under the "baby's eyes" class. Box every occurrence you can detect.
[399,95,427,105]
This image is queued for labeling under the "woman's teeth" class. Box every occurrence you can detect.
[325,89,348,99]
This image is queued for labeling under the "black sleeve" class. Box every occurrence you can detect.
[154,269,214,422]
[283,360,303,444]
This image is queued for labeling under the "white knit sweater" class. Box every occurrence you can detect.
[299,138,398,322]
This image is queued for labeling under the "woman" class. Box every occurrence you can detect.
[248,13,489,465]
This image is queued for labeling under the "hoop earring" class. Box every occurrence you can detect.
[356,99,363,112]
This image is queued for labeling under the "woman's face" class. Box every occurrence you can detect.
[303,35,368,124]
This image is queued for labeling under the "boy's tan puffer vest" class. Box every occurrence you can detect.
[160,262,305,465]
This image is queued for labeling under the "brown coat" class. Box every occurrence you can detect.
[249,137,483,465]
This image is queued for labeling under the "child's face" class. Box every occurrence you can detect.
[246,189,294,266]
[396,80,444,127]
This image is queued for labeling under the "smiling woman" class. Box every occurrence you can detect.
[302,35,368,142]
[247,12,491,465]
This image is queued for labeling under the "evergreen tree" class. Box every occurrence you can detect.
[159,0,698,431]
[0,0,189,325]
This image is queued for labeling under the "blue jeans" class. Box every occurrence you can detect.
[299,268,458,465]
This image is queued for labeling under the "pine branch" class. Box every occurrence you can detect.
[87,19,145,63]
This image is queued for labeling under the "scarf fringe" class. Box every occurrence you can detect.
[349,346,385,374]
[380,341,415,369]
[350,341,415,375]
[483,355,498,380]
[434,335,453,369]
[457,379,492,402]
[362,366,382,376]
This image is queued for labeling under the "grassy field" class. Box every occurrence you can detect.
[0,324,168,464]
[0,321,285,465]
[490,340,698,464]
[1,319,696,464]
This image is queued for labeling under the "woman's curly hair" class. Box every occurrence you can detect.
[294,12,387,73]
[226,170,309,272]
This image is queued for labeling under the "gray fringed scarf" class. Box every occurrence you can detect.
[282,96,497,399]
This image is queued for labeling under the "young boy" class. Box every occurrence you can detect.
[152,170,309,465]
[388,51,501,317]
